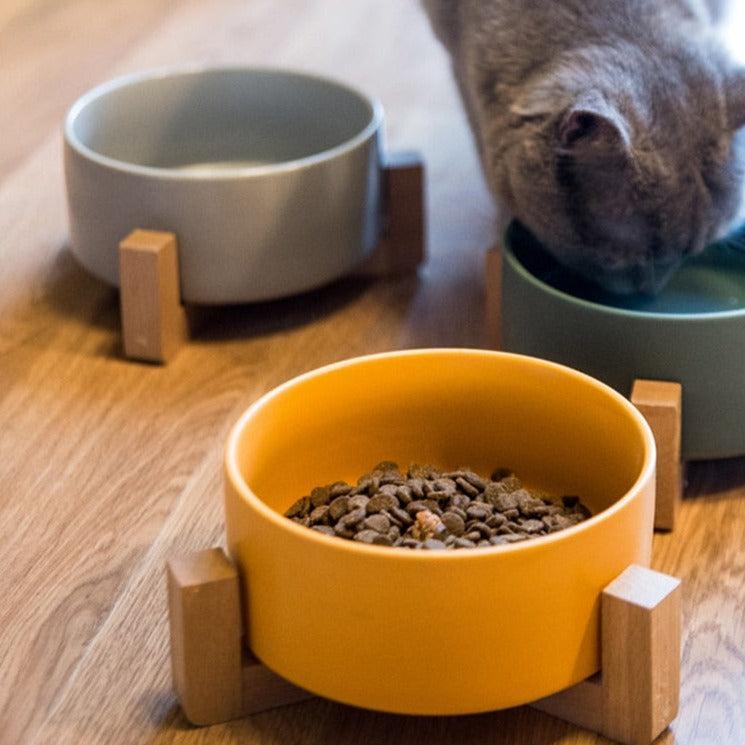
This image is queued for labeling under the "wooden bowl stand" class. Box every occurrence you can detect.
[117,151,425,364]
[166,377,683,745]
[167,551,680,745]
[158,211,684,744]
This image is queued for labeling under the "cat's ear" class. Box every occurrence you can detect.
[511,85,630,151]
[557,102,631,152]
[725,68,745,130]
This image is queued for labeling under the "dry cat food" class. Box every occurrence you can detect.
[284,461,591,549]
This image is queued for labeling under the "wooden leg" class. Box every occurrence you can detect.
[631,380,683,531]
[531,564,681,745]
[119,229,188,363]
[484,245,503,349]
[357,151,425,276]
[167,549,312,726]
[600,565,681,744]
[167,549,244,725]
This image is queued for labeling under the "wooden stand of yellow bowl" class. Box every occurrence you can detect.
[116,152,425,364]
[168,371,684,742]
[167,547,681,745]
[165,319,684,743]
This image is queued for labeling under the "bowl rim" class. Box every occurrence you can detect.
[63,63,385,181]
[225,348,657,562]
[504,222,745,323]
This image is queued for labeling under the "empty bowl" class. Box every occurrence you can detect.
[64,65,384,303]
[224,349,655,715]
[501,221,745,460]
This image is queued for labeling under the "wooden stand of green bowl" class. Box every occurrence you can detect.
[117,151,425,364]
[486,246,683,532]
[167,547,681,745]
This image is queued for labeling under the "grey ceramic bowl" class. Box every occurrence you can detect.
[64,66,384,303]
[501,221,745,461]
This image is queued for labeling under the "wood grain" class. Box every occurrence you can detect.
[1,2,744,745]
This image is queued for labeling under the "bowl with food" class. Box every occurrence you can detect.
[224,348,655,714]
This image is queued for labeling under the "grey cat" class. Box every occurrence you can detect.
[422,0,745,293]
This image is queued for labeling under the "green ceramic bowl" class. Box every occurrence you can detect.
[501,221,745,460]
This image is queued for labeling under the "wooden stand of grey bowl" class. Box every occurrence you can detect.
[118,151,425,365]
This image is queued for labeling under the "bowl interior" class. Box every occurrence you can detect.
[66,67,378,171]
[232,350,650,522]
[508,220,745,316]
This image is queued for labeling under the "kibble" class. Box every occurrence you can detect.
[283,462,591,550]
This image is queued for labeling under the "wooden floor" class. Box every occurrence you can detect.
[2,2,745,744]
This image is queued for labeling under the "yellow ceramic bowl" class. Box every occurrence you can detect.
[224,349,656,715]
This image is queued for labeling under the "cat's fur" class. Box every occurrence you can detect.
[422,0,745,293]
